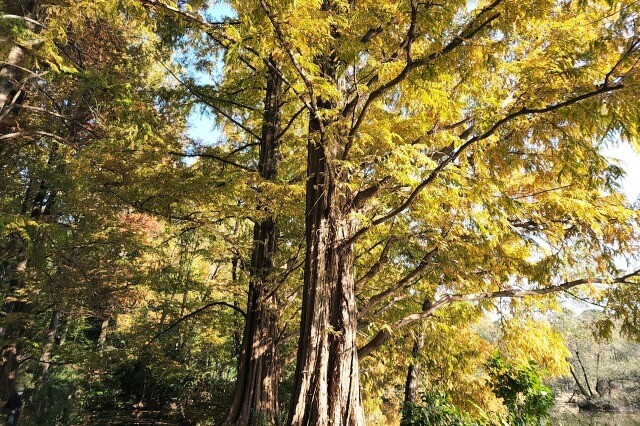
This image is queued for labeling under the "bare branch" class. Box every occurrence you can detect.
[351,176,392,210]
[140,0,238,27]
[355,236,396,291]
[359,248,437,317]
[169,150,257,172]
[142,300,246,350]
[1,14,47,28]
[276,105,306,139]
[0,130,68,143]
[162,64,261,141]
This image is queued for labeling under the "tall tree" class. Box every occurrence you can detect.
[222,58,284,425]
[140,3,309,422]
[238,0,640,423]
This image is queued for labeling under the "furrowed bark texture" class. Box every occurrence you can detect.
[222,61,282,426]
[288,92,365,425]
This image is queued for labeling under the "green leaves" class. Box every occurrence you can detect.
[401,390,486,426]
[487,353,554,426]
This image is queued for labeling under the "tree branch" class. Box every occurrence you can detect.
[359,247,437,317]
[169,151,257,172]
[143,300,246,350]
[347,81,624,246]
[343,0,503,155]
[355,236,396,291]
[162,64,261,141]
[358,269,640,358]
[140,0,238,27]
[259,0,320,118]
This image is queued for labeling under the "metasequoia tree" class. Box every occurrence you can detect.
[149,0,640,422]
[220,60,284,425]
[198,0,640,423]
[142,2,309,422]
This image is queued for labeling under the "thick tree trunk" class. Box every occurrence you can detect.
[287,105,365,425]
[222,60,282,426]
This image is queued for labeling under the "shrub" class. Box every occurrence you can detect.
[487,354,553,426]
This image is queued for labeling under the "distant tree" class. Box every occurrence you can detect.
[553,309,640,407]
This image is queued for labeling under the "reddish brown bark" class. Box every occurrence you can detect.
[222,59,282,426]
[287,91,365,424]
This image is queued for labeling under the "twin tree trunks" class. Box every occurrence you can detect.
[224,52,367,424]
[226,0,372,419]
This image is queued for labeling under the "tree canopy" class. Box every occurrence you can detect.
[2,0,640,424]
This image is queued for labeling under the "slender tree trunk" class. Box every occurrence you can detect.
[404,335,424,405]
[0,221,30,401]
[39,310,60,378]
[97,317,109,346]
[0,172,52,400]
[232,293,243,360]
[569,365,590,398]
[575,351,594,397]
[0,0,37,132]
[35,310,60,417]
[222,59,282,426]
[287,94,365,424]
